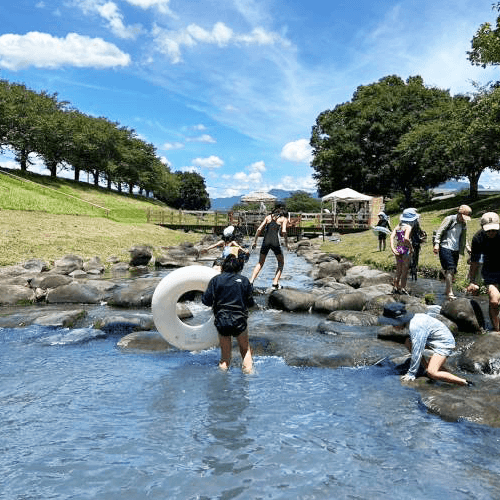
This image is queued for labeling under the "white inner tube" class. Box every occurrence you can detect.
[152,265,219,351]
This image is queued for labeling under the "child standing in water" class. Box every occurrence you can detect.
[390,209,416,294]
[249,205,289,289]
[202,254,255,373]
[202,226,249,271]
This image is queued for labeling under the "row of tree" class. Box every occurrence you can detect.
[0,80,210,210]
[311,6,500,205]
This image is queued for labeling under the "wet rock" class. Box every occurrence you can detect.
[28,274,73,289]
[107,278,161,307]
[117,331,173,351]
[83,256,105,274]
[441,298,485,333]
[33,309,87,328]
[128,245,153,267]
[46,282,102,304]
[326,310,379,326]
[23,258,49,272]
[52,254,84,274]
[458,333,500,375]
[314,260,345,280]
[96,312,156,334]
[0,284,35,305]
[340,265,393,288]
[267,288,315,311]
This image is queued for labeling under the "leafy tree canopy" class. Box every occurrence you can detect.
[468,3,500,67]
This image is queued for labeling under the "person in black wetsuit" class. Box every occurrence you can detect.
[202,254,255,373]
[249,205,289,289]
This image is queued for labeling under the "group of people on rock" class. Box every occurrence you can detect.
[202,202,500,385]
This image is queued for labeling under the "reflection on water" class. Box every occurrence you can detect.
[1,248,500,498]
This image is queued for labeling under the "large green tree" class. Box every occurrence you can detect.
[310,75,452,204]
[468,2,500,67]
[284,191,321,212]
[172,171,210,210]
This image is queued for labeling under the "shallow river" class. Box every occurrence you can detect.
[1,246,500,499]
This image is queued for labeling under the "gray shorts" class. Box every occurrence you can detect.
[428,337,455,357]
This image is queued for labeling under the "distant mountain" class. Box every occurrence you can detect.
[435,180,484,191]
[210,189,319,211]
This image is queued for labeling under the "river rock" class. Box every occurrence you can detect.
[457,333,500,374]
[83,256,105,274]
[326,310,379,326]
[0,284,35,305]
[46,282,102,304]
[22,258,49,272]
[107,278,161,307]
[28,274,73,289]
[314,260,345,280]
[129,245,153,267]
[268,288,316,311]
[117,331,173,351]
[52,254,84,274]
[33,309,87,328]
[339,265,393,288]
[440,298,485,333]
[96,312,156,334]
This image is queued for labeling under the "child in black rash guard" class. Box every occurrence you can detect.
[202,254,255,373]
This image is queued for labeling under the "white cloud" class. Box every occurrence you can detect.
[153,21,290,63]
[280,139,313,164]
[163,142,184,150]
[95,1,141,39]
[186,134,216,143]
[191,155,224,169]
[248,160,266,173]
[275,175,317,193]
[125,0,175,16]
[0,32,130,70]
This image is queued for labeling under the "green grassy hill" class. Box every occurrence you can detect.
[0,169,199,266]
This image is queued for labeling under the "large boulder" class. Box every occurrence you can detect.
[128,245,153,267]
[46,282,102,304]
[117,331,173,351]
[107,278,161,307]
[314,260,345,280]
[23,258,49,272]
[28,274,73,289]
[0,285,35,305]
[268,288,316,312]
[440,298,485,333]
[458,333,500,375]
[326,310,379,326]
[340,265,393,288]
[83,256,105,274]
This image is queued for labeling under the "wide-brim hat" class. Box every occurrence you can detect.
[400,208,419,223]
[378,302,414,326]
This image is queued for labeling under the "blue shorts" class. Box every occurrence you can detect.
[482,271,500,286]
[439,247,459,273]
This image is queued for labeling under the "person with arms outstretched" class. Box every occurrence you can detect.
[249,205,289,289]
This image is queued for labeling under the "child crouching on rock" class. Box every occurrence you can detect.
[379,302,473,386]
[201,254,255,373]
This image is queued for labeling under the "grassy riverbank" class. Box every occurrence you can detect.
[0,170,199,266]
[1,168,500,284]
[321,192,500,290]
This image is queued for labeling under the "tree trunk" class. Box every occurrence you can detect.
[93,170,99,187]
[129,184,134,194]
[468,170,482,201]
[19,149,29,171]
[117,183,122,193]
[48,161,58,178]
[74,167,80,182]
[107,177,112,190]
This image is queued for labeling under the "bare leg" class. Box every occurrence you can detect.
[236,330,253,374]
[272,253,284,286]
[488,284,500,332]
[444,270,454,298]
[249,254,266,284]
[400,256,410,291]
[426,354,467,385]
[218,334,232,370]
[394,259,402,290]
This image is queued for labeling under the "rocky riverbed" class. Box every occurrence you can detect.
[2,237,500,427]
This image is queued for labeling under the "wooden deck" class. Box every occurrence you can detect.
[146,208,372,239]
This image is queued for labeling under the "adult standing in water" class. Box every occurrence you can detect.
[466,212,500,332]
[249,204,289,289]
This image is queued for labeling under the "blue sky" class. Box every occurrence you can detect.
[1,0,500,198]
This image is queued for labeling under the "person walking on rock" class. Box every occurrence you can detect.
[376,212,391,252]
[249,205,289,289]
[379,302,472,386]
[390,209,417,295]
[433,205,472,300]
[466,212,500,332]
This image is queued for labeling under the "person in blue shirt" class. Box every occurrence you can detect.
[202,254,255,373]
[379,302,472,386]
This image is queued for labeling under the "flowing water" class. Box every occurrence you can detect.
[1,245,500,499]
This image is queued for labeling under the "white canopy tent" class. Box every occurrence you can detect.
[321,188,373,227]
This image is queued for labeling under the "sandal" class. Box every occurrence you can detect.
[272,283,283,290]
